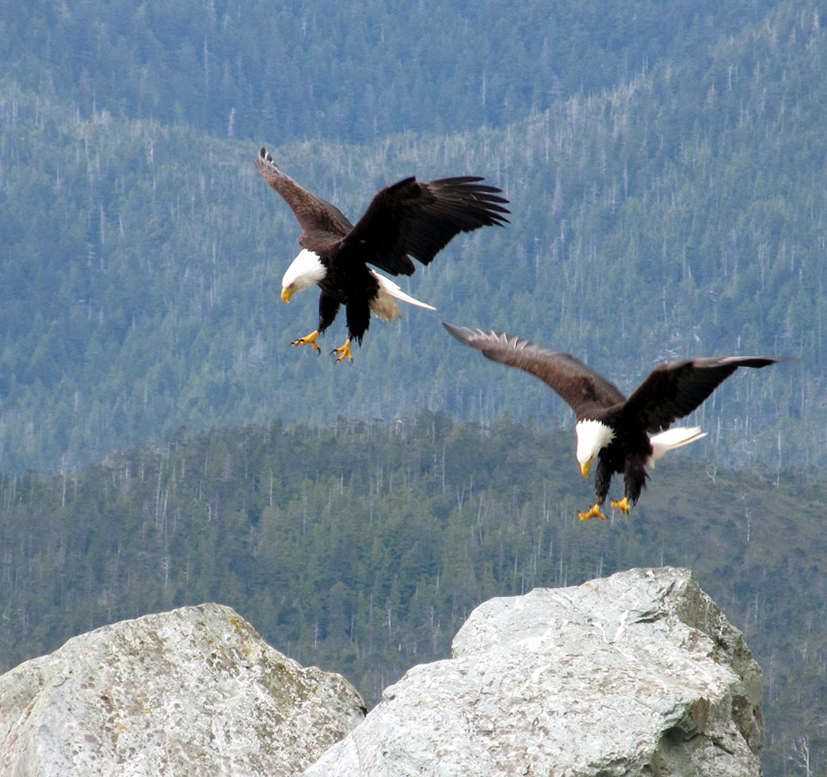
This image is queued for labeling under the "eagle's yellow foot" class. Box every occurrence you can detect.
[333,338,353,363]
[291,330,320,351]
[579,504,607,521]
[610,497,632,515]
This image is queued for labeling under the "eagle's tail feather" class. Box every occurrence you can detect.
[369,270,436,322]
[648,426,707,467]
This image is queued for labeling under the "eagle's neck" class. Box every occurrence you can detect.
[282,248,327,292]
[575,419,615,465]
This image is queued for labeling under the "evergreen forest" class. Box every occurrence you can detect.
[1,414,825,776]
[0,0,823,474]
[0,0,826,774]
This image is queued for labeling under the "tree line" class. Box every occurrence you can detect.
[0,412,825,775]
[0,2,824,475]
[0,0,766,144]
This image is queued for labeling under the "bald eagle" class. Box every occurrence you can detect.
[255,148,509,362]
[444,323,783,520]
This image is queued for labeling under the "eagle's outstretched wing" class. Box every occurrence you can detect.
[342,177,510,275]
[624,356,784,432]
[255,148,352,246]
[443,323,626,417]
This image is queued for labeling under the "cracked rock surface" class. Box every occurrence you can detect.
[305,567,763,777]
[0,603,365,776]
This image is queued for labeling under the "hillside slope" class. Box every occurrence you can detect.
[0,1,823,473]
[0,415,823,776]
[0,0,768,143]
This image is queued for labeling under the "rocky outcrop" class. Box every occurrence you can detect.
[0,569,763,777]
[0,603,365,776]
[305,567,763,777]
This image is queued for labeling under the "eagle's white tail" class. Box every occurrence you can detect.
[369,270,436,322]
[647,426,707,467]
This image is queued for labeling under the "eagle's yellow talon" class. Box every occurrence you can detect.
[333,338,353,363]
[610,497,632,515]
[291,330,320,351]
[578,504,607,521]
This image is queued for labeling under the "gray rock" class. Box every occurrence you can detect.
[0,603,365,776]
[305,567,763,777]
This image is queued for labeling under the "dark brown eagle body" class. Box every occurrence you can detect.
[444,323,784,519]
[255,148,510,360]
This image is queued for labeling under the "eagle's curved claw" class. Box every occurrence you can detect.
[333,338,353,363]
[291,330,320,351]
[610,497,632,515]
[578,504,607,521]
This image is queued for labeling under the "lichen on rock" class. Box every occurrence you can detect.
[305,567,763,777]
[0,602,365,777]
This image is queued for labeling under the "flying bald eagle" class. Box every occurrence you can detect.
[255,148,509,362]
[444,323,783,520]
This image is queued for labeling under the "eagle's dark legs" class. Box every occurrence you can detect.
[610,459,646,515]
[579,455,646,519]
[293,294,340,354]
[331,301,370,363]
[318,294,340,335]
[579,457,612,521]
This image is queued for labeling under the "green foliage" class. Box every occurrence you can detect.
[0,1,824,474]
[0,0,765,144]
[0,414,823,775]
[0,6,825,775]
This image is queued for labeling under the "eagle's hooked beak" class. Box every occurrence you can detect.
[580,459,593,478]
[281,286,295,303]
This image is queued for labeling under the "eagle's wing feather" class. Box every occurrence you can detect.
[342,177,510,276]
[255,148,353,245]
[443,324,625,416]
[624,356,783,433]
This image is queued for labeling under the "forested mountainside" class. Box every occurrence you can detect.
[0,0,767,143]
[0,415,824,776]
[1,2,825,775]
[0,0,824,473]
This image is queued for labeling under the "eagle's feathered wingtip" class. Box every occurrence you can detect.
[442,322,481,346]
[255,146,280,174]
[442,322,525,350]
[442,321,464,338]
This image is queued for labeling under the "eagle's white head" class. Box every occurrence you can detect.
[574,419,615,478]
[281,249,326,303]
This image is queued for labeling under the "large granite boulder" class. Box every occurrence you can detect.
[0,602,365,776]
[305,567,763,776]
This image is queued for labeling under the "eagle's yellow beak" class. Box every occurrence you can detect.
[281,286,295,303]
[580,459,593,478]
